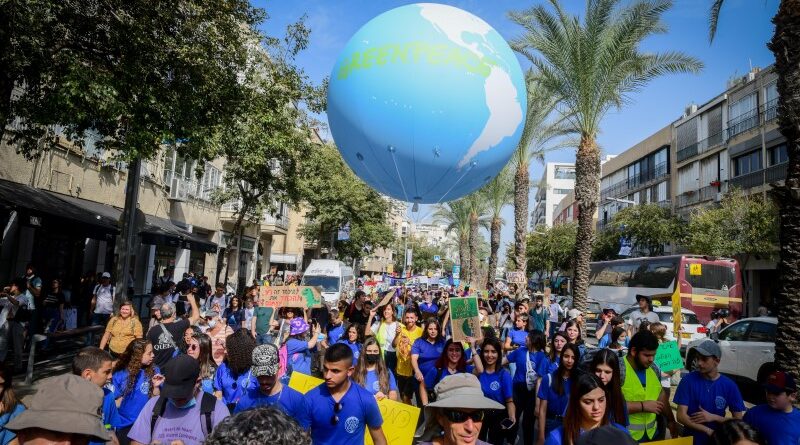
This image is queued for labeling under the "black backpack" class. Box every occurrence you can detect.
[150,392,217,438]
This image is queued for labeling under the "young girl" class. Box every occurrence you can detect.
[214,329,257,411]
[538,343,580,443]
[284,317,320,379]
[420,338,480,405]
[590,348,628,426]
[504,314,529,351]
[411,318,446,384]
[112,338,163,445]
[609,327,628,353]
[548,331,568,373]
[365,304,399,374]
[243,297,256,331]
[502,330,550,445]
[337,323,363,360]
[545,373,628,445]
[223,296,245,332]
[353,337,399,401]
[476,337,515,445]
[564,320,586,357]
[187,331,216,394]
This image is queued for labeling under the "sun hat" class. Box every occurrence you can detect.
[575,425,637,445]
[160,354,200,399]
[6,374,110,441]
[635,294,652,303]
[101,272,111,278]
[290,317,310,336]
[694,339,722,359]
[568,308,583,319]
[251,344,279,377]
[416,373,504,441]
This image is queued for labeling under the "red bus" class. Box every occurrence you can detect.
[588,255,743,323]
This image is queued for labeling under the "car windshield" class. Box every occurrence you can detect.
[301,275,340,292]
[658,311,700,325]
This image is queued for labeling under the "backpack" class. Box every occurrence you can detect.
[150,391,217,438]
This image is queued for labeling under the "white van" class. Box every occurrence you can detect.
[301,260,355,305]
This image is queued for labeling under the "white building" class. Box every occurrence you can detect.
[531,162,576,228]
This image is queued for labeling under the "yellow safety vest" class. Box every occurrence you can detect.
[621,356,661,441]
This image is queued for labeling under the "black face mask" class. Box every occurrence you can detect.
[365,353,380,365]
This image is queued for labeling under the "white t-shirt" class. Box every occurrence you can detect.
[370,321,398,352]
[628,309,660,332]
[93,284,114,314]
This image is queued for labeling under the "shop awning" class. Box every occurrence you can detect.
[139,214,217,253]
[0,179,119,239]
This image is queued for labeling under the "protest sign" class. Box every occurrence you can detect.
[505,271,526,284]
[364,399,420,445]
[449,296,483,342]
[258,286,323,309]
[288,372,324,394]
[655,340,684,372]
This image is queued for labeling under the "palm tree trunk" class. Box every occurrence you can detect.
[768,0,800,377]
[488,217,502,288]
[572,134,601,312]
[514,162,529,274]
[459,231,469,284]
[468,213,479,287]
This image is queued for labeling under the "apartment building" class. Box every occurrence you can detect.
[531,163,576,228]
[360,197,409,274]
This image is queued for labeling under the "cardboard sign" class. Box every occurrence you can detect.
[655,340,684,372]
[449,296,483,342]
[258,286,322,309]
[364,399,421,445]
[505,271,526,284]
[288,372,324,394]
[649,438,692,445]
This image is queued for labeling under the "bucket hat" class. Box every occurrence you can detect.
[290,317,310,336]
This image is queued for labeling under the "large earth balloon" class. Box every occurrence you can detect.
[327,3,527,204]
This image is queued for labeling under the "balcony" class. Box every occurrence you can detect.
[729,170,765,190]
[678,130,727,164]
[600,161,668,200]
[766,162,788,183]
[728,108,760,139]
[676,191,700,208]
[764,98,779,123]
[263,209,289,232]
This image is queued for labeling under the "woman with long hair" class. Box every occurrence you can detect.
[548,331,568,373]
[711,419,765,445]
[476,337,516,445]
[99,300,143,357]
[112,338,162,445]
[214,329,257,411]
[419,338,480,405]
[365,303,399,374]
[563,320,586,357]
[337,323,364,361]
[590,349,628,426]
[284,317,320,380]
[353,337,398,401]
[502,330,550,445]
[223,296,245,332]
[545,373,628,445]
[0,364,25,445]
[411,318,446,386]
[538,343,580,443]
[187,331,216,394]
[504,314,529,351]
[609,327,628,353]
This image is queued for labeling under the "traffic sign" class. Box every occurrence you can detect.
[452,265,461,279]
[433,255,441,262]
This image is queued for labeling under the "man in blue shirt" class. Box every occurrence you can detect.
[234,344,311,428]
[675,340,745,445]
[306,343,386,445]
[72,346,122,445]
[743,370,800,445]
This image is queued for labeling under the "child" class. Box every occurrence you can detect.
[112,339,163,445]
[650,322,676,397]
[743,370,800,445]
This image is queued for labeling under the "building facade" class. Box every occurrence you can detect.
[531,162,576,228]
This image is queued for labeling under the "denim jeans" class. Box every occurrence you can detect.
[256,332,274,345]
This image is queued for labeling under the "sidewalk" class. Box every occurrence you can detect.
[11,338,86,397]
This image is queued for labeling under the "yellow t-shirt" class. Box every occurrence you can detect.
[105,316,143,354]
[395,325,424,377]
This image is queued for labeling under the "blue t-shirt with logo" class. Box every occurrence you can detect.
[411,338,445,377]
[424,367,461,390]
[363,369,398,396]
[213,362,256,405]
[233,385,311,428]
[306,381,383,445]
[112,368,158,427]
[336,339,362,361]
[743,404,800,445]
[507,348,550,385]
[478,368,513,404]
[89,388,121,445]
[327,324,345,345]
[537,372,572,417]
[673,371,746,445]
[545,423,628,445]
[286,338,313,376]
[508,328,527,348]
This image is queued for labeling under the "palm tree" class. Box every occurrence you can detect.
[709,0,800,378]
[464,192,491,288]
[480,168,514,288]
[509,0,702,310]
[434,199,471,282]
[509,70,574,278]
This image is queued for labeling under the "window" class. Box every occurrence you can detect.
[768,143,788,166]
[729,93,757,123]
[554,167,576,179]
[196,164,222,201]
[718,321,750,341]
[747,322,776,343]
[765,82,778,104]
[685,264,736,291]
[733,151,762,177]
[553,188,572,195]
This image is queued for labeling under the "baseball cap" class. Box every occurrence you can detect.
[575,425,637,445]
[101,272,111,279]
[764,370,797,394]
[251,344,280,377]
[694,340,722,359]
[160,355,200,399]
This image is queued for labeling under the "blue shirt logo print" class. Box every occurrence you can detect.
[714,396,726,410]
[344,416,360,434]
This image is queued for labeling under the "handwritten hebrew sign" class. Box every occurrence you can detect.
[449,296,483,343]
[258,286,322,309]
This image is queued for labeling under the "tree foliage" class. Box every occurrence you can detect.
[392,237,454,276]
[607,204,685,256]
[527,223,577,281]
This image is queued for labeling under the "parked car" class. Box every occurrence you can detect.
[619,305,707,344]
[685,317,776,403]
[584,301,602,335]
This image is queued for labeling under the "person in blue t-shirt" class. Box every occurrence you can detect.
[675,340,746,445]
[336,323,363,361]
[418,293,439,319]
[411,318,446,385]
[233,344,311,429]
[545,373,629,445]
[596,312,624,348]
[0,364,25,445]
[353,338,398,401]
[547,332,568,374]
[111,339,163,444]
[421,338,481,406]
[743,370,800,445]
[284,317,321,380]
[307,343,387,445]
[502,329,550,445]
[538,343,580,443]
[222,296,245,332]
[504,315,529,351]
[476,337,515,445]
[72,346,127,445]
[324,309,345,347]
[214,329,258,411]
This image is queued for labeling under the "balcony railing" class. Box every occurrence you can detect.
[729,170,765,189]
[728,108,761,139]
[676,192,700,208]
[263,210,289,231]
[764,98,779,123]
[600,162,668,200]
[766,162,788,183]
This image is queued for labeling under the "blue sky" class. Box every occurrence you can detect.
[254,0,779,261]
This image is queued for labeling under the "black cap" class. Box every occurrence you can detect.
[160,355,200,399]
[576,425,637,445]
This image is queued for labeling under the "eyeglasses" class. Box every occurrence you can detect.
[330,401,344,425]
[442,410,484,423]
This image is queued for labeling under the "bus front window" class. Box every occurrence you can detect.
[301,276,340,293]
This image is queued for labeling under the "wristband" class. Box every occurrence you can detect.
[641,401,644,412]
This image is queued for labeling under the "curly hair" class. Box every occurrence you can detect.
[225,329,256,376]
[113,338,156,398]
[205,406,310,445]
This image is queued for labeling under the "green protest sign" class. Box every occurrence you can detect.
[655,341,683,373]
[449,296,482,342]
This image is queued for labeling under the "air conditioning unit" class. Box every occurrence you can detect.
[169,177,189,201]
[684,103,698,117]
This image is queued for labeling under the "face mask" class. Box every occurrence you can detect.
[207,320,217,329]
[168,397,197,410]
[365,353,380,365]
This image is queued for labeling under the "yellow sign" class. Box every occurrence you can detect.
[364,398,421,445]
[386,264,394,273]
[672,286,682,337]
[650,438,693,445]
[287,372,324,394]
[689,263,702,276]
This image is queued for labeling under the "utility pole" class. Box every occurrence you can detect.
[115,158,142,307]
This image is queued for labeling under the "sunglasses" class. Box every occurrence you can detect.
[330,401,344,425]
[188,344,199,351]
[443,410,484,423]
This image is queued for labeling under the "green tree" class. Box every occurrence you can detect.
[527,223,577,283]
[592,227,622,261]
[509,0,702,310]
[607,204,685,256]
[465,193,491,287]
[434,200,471,273]
[480,168,513,287]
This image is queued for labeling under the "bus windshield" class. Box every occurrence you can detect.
[301,275,340,293]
